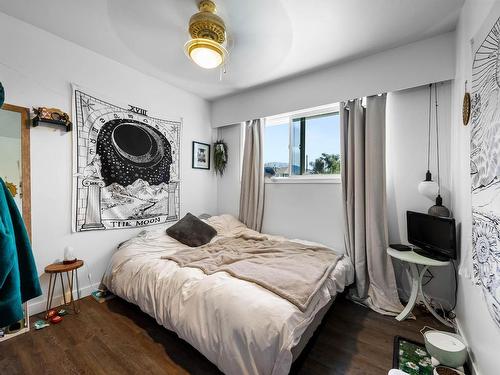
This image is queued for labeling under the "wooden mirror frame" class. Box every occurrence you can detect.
[1,103,31,240]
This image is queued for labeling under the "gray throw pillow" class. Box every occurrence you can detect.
[166,213,217,247]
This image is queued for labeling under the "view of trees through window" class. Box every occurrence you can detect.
[264,111,340,177]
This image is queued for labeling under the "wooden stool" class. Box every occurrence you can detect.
[44,260,84,317]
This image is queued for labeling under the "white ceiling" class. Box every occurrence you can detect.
[0,0,464,100]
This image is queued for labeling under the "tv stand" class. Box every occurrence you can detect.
[413,247,450,262]
[387,247,452,327]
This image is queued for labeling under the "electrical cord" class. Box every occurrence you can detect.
[434,83,441,194]
[418,261,458,321]
[421,261,458,322]
[426,84,432,171]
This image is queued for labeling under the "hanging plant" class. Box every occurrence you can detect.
[213,140,228,176]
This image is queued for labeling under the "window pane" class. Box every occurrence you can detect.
[304,113,340,175]
[290,119,301,175]
[264,122,289,177]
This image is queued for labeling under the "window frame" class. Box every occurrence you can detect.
[264,103,341,181]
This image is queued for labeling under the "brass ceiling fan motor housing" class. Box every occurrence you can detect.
[189,0,226,44]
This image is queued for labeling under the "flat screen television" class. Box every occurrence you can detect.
[406,211,457,261]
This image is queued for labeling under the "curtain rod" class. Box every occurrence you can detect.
[342,93,385,109]
[342,80,448,109]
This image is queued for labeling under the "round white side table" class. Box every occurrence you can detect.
[387,247,452,327]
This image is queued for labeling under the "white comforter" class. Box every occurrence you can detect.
[103,215,354,375]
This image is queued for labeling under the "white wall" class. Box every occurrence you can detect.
[0,12,217,314]
[262,181,345,251]
[211,32,456,127]
[450,1,500,374]
[386,82,455,308]
[216,124,345,251]
[216,124,242,218]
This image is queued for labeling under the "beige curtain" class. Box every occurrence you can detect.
[239,119,264,232]
[340,95,403,316]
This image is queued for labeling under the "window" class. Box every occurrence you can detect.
[264,105,340,178]
[264,120,290,177]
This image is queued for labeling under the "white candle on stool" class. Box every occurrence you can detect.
[64,246,76,263]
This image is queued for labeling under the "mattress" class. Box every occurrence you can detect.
[103,215,354,375]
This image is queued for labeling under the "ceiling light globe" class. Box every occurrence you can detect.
[185,38,227,70]
[190,46,222,69]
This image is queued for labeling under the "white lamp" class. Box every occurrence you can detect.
[63,245,77,264]
[418,171,439,200]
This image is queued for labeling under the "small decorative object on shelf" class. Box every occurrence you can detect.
[213,139,228,176]
[32,107,72,131]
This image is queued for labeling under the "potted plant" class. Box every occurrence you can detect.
[213,140,228,176]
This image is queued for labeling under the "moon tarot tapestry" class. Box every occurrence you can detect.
[72,87,181,232]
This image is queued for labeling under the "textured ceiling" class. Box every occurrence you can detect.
[0,0,464,99]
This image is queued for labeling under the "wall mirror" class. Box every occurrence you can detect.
[0,103,31,239]
[0,103,31,340]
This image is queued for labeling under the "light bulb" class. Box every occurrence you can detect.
[418,180,439,200]
[185,38,227,70]
[189,46,222,69]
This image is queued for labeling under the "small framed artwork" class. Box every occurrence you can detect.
[192,141,210,170]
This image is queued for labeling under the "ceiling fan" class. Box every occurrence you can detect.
[184,0,228,70]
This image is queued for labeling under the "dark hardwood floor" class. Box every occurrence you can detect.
[0,295,447,374]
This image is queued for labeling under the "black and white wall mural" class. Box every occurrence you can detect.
[72,87,181,232]
[471,11,500,328]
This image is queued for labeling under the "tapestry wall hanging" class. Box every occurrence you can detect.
[470,9,500,328]
[72,86,181,232]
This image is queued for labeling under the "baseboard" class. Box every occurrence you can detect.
[28,282,101,316]
[455,317,480,375]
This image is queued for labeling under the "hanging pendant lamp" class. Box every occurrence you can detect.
[428,84,451,217]
[418,84,439,200]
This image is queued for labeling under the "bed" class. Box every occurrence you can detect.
[102,214,354,375]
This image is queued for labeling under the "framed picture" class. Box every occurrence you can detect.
[192,141,210,170]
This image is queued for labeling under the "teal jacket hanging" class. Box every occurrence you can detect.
[0,178,41,327]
